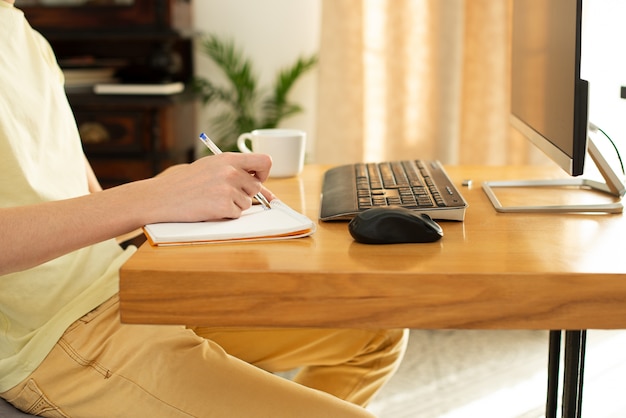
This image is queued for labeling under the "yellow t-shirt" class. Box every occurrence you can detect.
[0,3,135,392]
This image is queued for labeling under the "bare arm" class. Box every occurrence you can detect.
[0,152,275,275]
[83,155,143,244]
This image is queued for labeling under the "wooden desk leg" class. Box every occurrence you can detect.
[562,330,586,418]
[546,330,587,418]
[546,330,562,418]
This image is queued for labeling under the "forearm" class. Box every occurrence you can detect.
[0,180,153,275]
[0,153,274,276]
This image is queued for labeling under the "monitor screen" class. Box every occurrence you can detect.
[510,0,588,176]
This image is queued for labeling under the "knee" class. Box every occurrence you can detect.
[381,328,409,363]
[359,328,409,367]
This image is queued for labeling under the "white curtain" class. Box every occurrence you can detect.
[315,0,541,166]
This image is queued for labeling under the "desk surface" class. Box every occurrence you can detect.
[119,165,626,330]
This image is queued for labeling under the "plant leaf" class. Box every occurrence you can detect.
[262,54,318,127]
[195,33,317,150]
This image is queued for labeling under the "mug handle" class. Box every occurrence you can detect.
[237,133,253,153]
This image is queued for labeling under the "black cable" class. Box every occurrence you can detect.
[591,124,625,176]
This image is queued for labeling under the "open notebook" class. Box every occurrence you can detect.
[143,200,316,246]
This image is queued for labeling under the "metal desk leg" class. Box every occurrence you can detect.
[546,330,562,418]
[545,330,587,418]
[562,330,586,418]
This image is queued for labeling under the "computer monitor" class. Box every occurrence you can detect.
[482,0,625,213]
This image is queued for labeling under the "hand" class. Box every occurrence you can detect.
[144,152,273,223]
[0,153,273,274]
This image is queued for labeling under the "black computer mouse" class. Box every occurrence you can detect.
[348,206,443,244]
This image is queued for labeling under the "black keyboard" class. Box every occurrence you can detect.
[319,160,468,221]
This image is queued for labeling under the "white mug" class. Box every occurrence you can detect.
[237,129,306,178]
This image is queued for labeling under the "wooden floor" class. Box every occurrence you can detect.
[367,330,626,418]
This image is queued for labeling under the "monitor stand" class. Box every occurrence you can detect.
[482,136,625,214]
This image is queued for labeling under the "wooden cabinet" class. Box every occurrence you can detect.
[72,93,197,188]
[21,0,197,189]
[21,0,191,32]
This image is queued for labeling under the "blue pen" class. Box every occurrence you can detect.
[199,133,272,210]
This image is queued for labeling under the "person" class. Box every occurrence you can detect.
[0,1,408,416]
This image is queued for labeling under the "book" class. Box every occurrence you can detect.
[93,82,185,95]
[143,200,316,246]
[64,68,117,87]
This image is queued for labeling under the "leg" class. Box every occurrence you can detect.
[1,296,375,418]
[189,326,409,406]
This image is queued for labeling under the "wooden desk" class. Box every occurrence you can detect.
[119,164,626,330]
[119,164,625,418]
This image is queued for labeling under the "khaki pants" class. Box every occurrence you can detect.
[2,296,408,417]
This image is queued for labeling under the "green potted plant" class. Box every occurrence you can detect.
[193,33,318,152]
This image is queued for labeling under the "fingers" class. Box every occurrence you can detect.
[232,191,254,213]
[260,185,277,202]
[235,152,273,182]
[198,183,253,220]
[187,153,272,219]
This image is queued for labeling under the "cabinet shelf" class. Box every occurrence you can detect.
[21,0,192,32]
[37,28,192,41]
[22,0,198,191]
